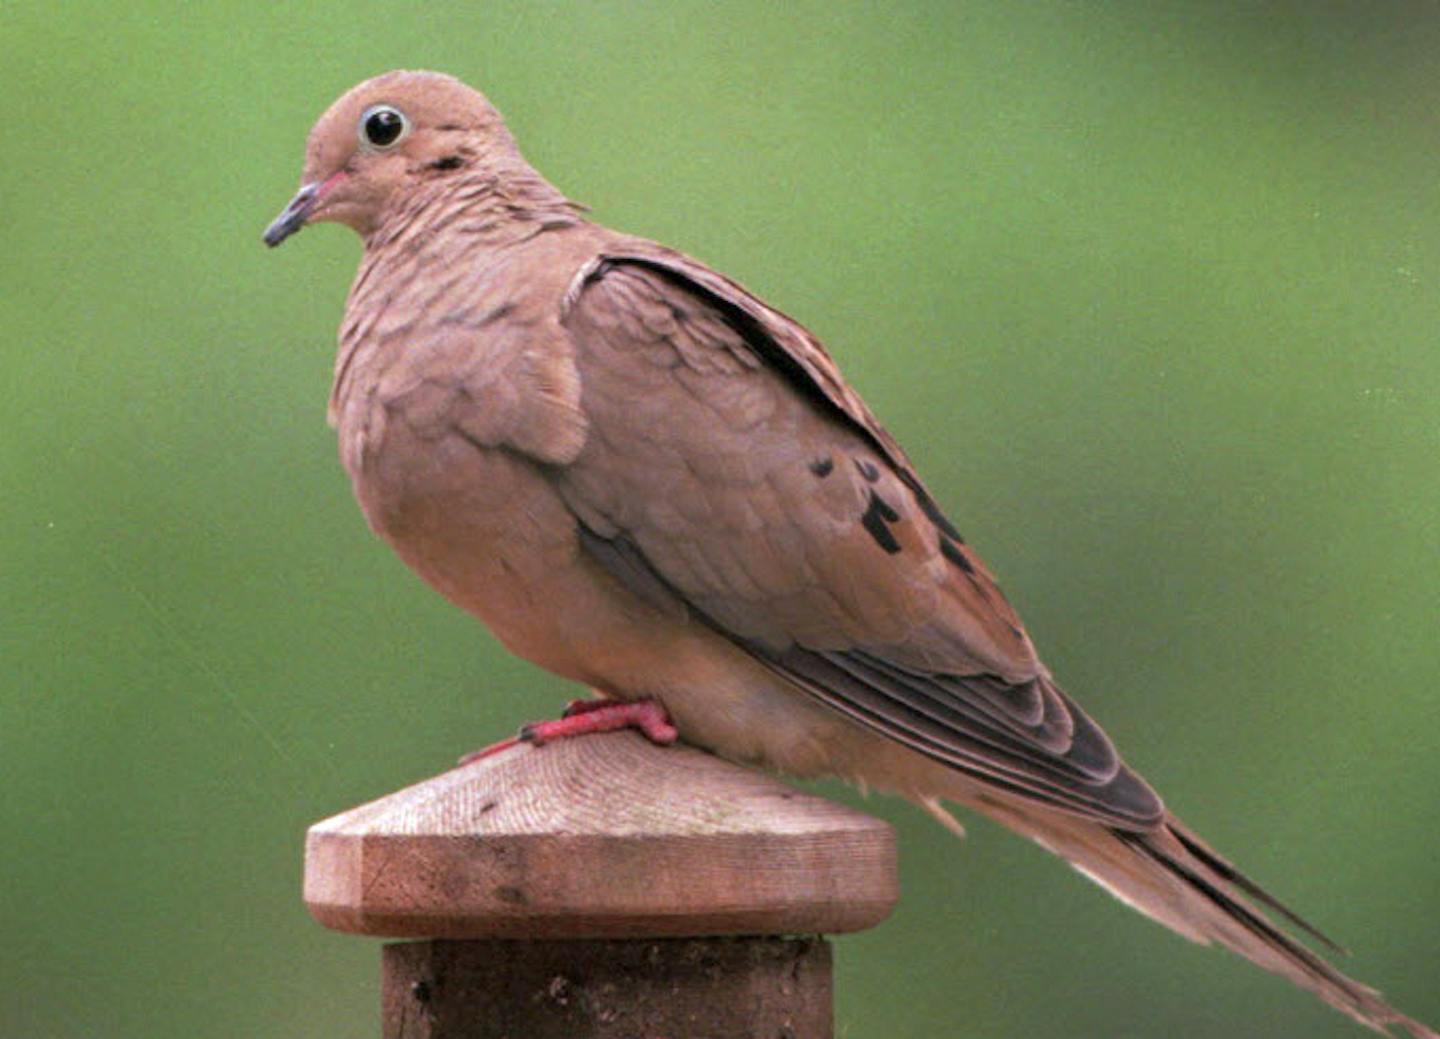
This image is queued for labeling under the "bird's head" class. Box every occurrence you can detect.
[263,70,513,247]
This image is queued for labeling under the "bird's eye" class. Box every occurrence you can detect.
[359,105,409,149]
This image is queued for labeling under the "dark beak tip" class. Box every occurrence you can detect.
[262,182,321,249]
[261,221,295,248]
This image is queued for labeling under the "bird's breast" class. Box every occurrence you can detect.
[340,405,592,669]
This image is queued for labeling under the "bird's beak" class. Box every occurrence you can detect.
[263,172,344,248]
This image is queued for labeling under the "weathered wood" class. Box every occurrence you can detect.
[306,731,899,1037]
[382,937,833,1039]
[305,731,898,939]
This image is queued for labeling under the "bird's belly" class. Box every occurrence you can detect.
[343,424,721,695]
[342,423,887,777]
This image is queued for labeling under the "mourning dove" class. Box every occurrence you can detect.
[264,70,1434,1036]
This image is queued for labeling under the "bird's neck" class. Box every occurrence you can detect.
[331,162,591,433]
[363,161,587,256]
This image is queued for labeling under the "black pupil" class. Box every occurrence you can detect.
[365,109,404,147]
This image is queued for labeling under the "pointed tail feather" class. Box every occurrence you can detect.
[1025,808,1436,1037]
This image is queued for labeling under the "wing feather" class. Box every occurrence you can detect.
[556,245,1163,829]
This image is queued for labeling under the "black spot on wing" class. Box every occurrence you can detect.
[809,457,834,477]
[917,492,965,543]
[939,537,976,574]
[861,492,902,554]
[937,530,1005,607]
[577,254,970,562]
[854,458,880,482]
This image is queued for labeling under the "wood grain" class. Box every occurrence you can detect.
[305,732,898,939]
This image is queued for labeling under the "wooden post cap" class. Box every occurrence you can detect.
[304,731,898,940]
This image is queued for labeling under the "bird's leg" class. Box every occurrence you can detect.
[526,698,679,746]
[458,696,679,764]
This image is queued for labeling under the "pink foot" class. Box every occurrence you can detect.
[526,698,679,746]
[458,698,678,765]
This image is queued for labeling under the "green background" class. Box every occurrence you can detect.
[6,3,1438,1036]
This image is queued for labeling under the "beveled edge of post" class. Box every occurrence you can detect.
[304,731,898,939]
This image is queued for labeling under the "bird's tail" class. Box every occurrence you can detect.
[995,802,1436,1037]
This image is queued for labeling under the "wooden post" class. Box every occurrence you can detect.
[304,731,898,1038]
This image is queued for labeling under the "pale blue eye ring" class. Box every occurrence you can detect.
[360,104,408,149]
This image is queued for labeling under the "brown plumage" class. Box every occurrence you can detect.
[264,70,1434,1036]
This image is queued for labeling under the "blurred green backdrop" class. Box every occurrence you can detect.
[5,2,1439,1037]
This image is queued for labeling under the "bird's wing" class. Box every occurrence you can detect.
[552,241,1162,828]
